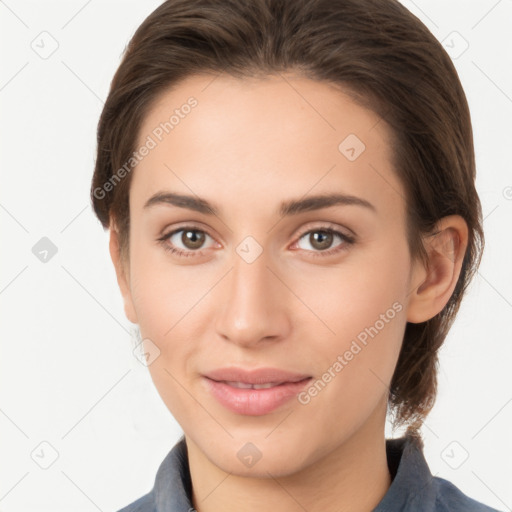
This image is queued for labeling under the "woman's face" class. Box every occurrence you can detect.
[115,72,422,476]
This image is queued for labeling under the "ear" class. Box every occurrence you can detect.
[109,221,138,324]
[406,215,468,324]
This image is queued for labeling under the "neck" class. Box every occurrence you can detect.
[187,398,391,512]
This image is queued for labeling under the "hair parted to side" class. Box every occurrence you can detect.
[91,0,484,439]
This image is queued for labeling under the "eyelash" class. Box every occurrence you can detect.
[157,224,356,259]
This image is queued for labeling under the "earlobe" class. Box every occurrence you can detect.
[108,223,138,324]
[406,215,468,324]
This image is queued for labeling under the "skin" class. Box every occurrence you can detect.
[109,72,468,512]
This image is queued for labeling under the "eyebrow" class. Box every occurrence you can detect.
[143,191,377,216]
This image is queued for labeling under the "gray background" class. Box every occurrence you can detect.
[1,0,511,510]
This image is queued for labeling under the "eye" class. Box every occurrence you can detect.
[157,226,217,257]
[157,224,356,259]
[293,226,355,257]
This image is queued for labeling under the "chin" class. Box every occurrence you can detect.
[203,432,317,478]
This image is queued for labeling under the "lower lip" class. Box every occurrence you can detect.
[203,377,312,415]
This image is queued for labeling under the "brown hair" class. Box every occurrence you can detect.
[91,0,484,438]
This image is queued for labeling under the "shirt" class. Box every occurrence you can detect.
[117,434,501,511]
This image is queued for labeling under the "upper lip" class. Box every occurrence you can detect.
[204,367,311,385]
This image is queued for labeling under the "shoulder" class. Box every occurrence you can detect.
[432,476,502,512]
[116,491,155,512]
[115,435,191,512]
[379,434,501,512]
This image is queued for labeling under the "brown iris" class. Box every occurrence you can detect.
[181,229,206,250]
[309,230,334,251]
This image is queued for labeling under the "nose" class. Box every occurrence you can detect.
[214,248,292,348]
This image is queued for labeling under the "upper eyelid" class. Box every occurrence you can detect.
[163,222,350,238]
[164,224,215,241]
[294,222,352,238]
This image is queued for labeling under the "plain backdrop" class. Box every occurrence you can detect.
[1,1,511,511]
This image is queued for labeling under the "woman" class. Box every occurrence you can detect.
[90,0,500,510]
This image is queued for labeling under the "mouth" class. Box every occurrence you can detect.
[203,366,311,385]
[202,367,312,415]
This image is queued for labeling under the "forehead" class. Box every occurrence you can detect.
[131,72,404,221]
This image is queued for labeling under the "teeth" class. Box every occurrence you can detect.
[252,382,279,389]
[225,381,280,389]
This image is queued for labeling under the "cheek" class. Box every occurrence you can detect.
[293,240,409,410]
[128,248,207,421]
[128,238,209,336]
[296,237,410,346]
[127,240,217,387]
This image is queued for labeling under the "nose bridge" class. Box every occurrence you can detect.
[214,243,290,346]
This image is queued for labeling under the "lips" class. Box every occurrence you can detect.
[202,367,312,415]
[204,366,311,385]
